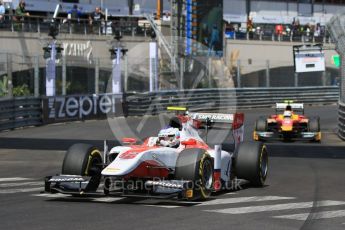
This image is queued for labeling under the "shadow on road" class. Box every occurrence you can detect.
[0,137,344,159]
[0,137,120,151]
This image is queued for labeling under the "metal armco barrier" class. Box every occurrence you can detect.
[126,87,339,116]
[339,101,345,140]
[0,97,42,131]
[0,87,340,131]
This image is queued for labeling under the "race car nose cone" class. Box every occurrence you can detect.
[281,119,293,131]
[281,125,293,131]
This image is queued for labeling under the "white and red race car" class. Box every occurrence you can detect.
[45,108,268,200]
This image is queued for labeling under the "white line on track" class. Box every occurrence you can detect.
[93,197,124,203]
[0,187,42,194]
[143,205,181,209]
[0,182,42,188]
[131,196,293,209]
[273,210,345,221]
[130,199,200,208]
[0,177,33,182]
[205,201,345,214]
[33,193,69,198]
[221,192,237,196]
[197,196,296,206]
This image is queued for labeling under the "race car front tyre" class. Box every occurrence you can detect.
[174,148,213,200]
[62,143,103,191]
[255,117,267,132]
[308,117,320,132]
[308,117,321,142]
[235,142,268,187]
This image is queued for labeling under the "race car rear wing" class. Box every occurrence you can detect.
[190,112,244,130]
[276,103,304,114]
[167,106,188,115]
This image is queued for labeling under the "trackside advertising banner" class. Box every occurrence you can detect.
[42,94,124,124]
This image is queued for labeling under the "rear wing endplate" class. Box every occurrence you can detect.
[190,112,244,129]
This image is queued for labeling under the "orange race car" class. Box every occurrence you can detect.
[253,101,321,142]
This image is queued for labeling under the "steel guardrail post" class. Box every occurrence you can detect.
[124,55,128,92]
[266,60,270,87]
[237,59,241,88]
[6,53,13,98]
[37,17,40,34]
[179,57,185,90]
[95,58,100,95]
[34,55,39,97]
[62,56,67,95]
[294,72,298,87]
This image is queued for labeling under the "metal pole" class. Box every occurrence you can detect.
[294,72,298,87]
[112,48,122,94]
[95,58,99,95]
[46,41,56,96]
[37,18,40,34]
[149,41,158,92]
[84,21,87,35]
[34,55,39,97]
[237,59,241,88]
[7,53,13,98]
[208,58,212,88]
[171,0,178,73]
[266,60,270,87]
[180,57,184,90]
[321,71,326,86]
[157,0,162,19]
[62,55,66,95]
[124,55,128,92]
[341,53,345,102]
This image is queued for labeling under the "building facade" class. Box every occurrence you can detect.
[3,0,344,25]
[225,0,345,25]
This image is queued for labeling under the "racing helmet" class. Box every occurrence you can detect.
[158,127,180,147]
[283,110,292,118]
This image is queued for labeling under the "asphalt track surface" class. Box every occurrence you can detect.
[0,105,345,230]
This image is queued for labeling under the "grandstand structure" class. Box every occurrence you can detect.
[3,0,170,16]
[3,1,343,26]
[225,0,344,25]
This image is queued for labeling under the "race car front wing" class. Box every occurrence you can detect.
[44,175,195,199]
[254,131,321,141]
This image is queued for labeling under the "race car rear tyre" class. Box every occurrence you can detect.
[62,143,103,191]
[308,117,320,132]
[255,117,267,132]
[235,142,268,187]
[175,148,213,200]
[169,116,182,130]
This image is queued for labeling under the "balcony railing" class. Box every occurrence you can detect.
[0,14,153,37]
[225,30,334,43]
[0,14,334,43]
